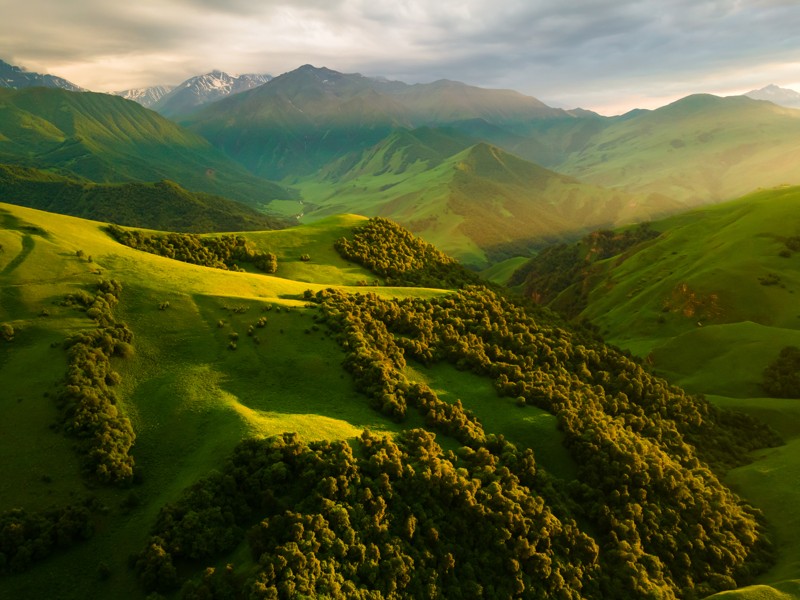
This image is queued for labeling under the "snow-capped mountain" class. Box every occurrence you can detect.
[152,70,272,118]
[111,85,175,108]
[744,84,800,108]
[0,59,84,91]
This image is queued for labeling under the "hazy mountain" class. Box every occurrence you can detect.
[0,87,292,208]
[0,58,84,91]
[111,85,174,108]
[744,84,800,108]
[187,64,578,180]
[554,93,800,205]
[301,139,665,267]
[152,70,272,118]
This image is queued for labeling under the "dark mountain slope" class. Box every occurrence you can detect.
[0,164,287,232]
[0,87,293,208]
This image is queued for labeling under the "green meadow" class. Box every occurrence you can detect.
[0,203,570,598]
[545,188,800,599]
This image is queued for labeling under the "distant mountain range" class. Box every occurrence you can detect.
[186,64,569,180]
[111,85,174,108]
[6,57,800,265]
[112,71,273,115]
[0,58,84,92]
[745,84,800,108]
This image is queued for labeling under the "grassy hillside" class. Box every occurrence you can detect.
[0,205,444,599]
[515,187,800,599]
[0,87,292,208]
[299,140,669,268]
[0,164,289,232]
[0,204,782,598]
[556,95,800,206]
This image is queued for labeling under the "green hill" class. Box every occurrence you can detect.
[185,65,570,181]
[299,140,674,268]
[0,87,293,208]
[514,186,800,598]
[0,203,785,599]
[0,164,288,232]
[556,94,800,206]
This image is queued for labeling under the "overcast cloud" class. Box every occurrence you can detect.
[3,0,800,114]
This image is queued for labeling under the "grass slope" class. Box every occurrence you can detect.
[299,140,663,268]
[525,188,800,599]
[557,94,800,207]
[0,204,572,599]
[0,87,292,208]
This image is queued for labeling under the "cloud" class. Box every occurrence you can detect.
[2,0,800,112]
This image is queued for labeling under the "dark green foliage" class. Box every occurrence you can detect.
[107,225,278,274]
[0,322,13,341]
[0,503,93,575]
[762,346,800,398]
[57,279,136,484]
[138,431,598,598]
[314,286,778,598]
[0,165,290,233]
[334,217,479,288]
[510,223,660,316]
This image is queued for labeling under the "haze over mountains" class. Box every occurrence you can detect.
[4,58,800,265]
[5,53,800,600]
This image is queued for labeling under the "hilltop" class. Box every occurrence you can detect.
[299,139,667,267]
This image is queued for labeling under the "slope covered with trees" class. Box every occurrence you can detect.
[0,164,289,232]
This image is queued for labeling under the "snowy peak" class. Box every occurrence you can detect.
[0,58,84,92]
[111,85,174,108]
[152,70,272,117]
[744,84,800,108]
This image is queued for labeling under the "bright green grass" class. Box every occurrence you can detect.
[404,361,577,480]
[480,255,530,286]
[647,322,800,398]
[0,203,481,599]
[707,580,800,600]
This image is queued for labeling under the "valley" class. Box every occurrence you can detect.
[1,58,800,599]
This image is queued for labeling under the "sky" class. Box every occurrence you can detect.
[3,0,800,115]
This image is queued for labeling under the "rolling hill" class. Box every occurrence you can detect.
[0,164,288,232]
[0,87,293,209]
[0,203,781,599]
[515,186,800,598]
[555,94,800,206]
[299,138,676,267]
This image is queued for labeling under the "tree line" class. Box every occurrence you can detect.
[107,225,278,274]
[57,279,136,484]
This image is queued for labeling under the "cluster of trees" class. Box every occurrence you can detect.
[130,219,781,597]
[334,218,479,288]
[762,345,800,398]
[106,224,278,274]
[509,223,660,316]
[313,284,778,597]
[0,503,93,574]
[57,279,136,484]
[137,430,598,598]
